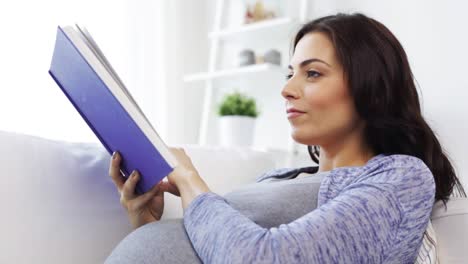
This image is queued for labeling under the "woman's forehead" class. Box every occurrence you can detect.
[290,32,337,67]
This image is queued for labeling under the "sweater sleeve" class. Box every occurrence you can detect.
[183,182,405,263]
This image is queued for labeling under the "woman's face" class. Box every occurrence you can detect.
[282,32,363,147]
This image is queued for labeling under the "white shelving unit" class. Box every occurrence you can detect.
[184,63,286,82]
[183,0,310,166]
[208,16,296,39]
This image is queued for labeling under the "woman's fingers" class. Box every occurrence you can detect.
[109,151,124,192]
[159,181,181,196]
[124,179,164,214]
[131,183,161,209]
[110,151,178,217]
[121,170,140,201]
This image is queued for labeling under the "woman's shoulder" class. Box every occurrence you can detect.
[363,154,434,184]
[353,154,435,204]
[328,154,433,188]
[367,154,430,171]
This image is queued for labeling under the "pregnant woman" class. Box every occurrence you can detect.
[106,13,466,263]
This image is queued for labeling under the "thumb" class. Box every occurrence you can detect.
[132,183,160,208]
[159,181,181,197]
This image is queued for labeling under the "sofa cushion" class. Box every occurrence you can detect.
[0,130,276,263]
[0,130,131,263]
[431,198,468,263]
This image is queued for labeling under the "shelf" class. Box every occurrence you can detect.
[208,17,299,41]
[183,63,286,82]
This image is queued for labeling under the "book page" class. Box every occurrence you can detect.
[74,25,153,128]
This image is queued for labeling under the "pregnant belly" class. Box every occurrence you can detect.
[223,179,321,228]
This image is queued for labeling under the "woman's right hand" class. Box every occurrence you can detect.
[109,151,180,229]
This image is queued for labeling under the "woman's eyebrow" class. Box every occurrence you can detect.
[288,58,331,69]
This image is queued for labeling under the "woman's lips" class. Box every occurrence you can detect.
[287,111,305,119]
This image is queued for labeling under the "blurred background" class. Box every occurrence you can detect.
[0,0,467,186]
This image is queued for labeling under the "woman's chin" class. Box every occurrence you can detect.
[290,132,317,146]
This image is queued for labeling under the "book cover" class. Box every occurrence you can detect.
[49,25,176,194]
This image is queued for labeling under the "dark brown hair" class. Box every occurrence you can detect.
[294,13,465,203]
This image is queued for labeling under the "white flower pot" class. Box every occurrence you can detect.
[219,116,256,147]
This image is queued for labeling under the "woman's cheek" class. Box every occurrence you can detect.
[303,88,332,111]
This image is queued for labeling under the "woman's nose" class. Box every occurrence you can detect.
[281,81,300,100]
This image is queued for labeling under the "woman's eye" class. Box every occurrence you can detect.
[307,70,321,78]
[286,71,321,80]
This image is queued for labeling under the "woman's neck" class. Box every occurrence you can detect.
[317,127,375,173]
[318,148,375,173]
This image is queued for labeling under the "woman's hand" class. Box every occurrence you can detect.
[167,148,211,210]
[109,151,179,229]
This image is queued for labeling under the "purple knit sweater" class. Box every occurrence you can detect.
[183,154,435,263]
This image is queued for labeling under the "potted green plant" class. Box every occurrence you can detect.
[217,92,259,147]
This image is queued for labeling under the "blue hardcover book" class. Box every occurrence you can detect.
[49,25,177,194]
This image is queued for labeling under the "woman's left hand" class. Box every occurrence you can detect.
[109,151,172,229]
[167,147,211,210]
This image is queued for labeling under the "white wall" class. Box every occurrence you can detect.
[125,0,210,146]
[0,0,128,142]
[162,1,210,146]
